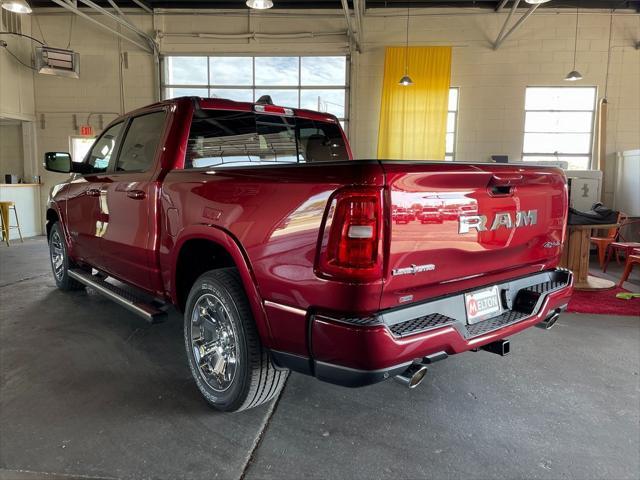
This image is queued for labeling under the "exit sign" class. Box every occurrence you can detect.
[79,125,94,136]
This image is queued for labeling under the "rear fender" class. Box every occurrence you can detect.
[170,225,273,346]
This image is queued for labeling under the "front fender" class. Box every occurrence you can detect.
[169,224,274,347]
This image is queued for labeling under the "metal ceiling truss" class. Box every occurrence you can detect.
[493,0,541,49]
[49,0,156,53]
[340,0,362,52]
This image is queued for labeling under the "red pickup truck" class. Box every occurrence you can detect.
[44,97,573,412]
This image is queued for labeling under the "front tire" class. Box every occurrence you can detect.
[48,222,84,291]
[184,268,288,412]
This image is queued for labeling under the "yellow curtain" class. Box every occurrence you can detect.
[377,46,452,160]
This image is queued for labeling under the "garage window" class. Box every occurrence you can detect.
[446,87,459,161]
[522,86,596,170]
[163,55,349,132]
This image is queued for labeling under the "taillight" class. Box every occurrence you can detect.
[316,188,384,282]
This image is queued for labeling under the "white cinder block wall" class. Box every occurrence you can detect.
[353,9,639,161]
[0,14,35,120]
[25,8,640,213]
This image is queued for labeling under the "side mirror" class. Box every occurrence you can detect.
[44,152,72,173]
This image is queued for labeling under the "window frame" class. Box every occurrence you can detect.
[522,85,597,170]
[446,87,459,161]
[161,54,350,134]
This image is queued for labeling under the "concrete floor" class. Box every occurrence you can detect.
[1,237,639,480]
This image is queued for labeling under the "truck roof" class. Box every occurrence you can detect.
[124,96,339,124]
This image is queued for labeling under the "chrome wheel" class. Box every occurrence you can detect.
[189,293,238,392]
[50,230,65,281]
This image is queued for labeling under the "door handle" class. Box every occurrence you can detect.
[86,188,101,197]
[127,190,146,200]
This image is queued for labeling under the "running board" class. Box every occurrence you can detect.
[68,269,168,323]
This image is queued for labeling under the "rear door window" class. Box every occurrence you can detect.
[116,111,167,173]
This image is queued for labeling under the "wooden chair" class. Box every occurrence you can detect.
[590,212,626,269]
[618,248,640,287]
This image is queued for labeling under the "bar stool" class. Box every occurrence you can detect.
[0,201,24,246]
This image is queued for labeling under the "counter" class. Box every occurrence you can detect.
[0,184,43,240]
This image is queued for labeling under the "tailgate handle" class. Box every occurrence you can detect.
[488,174,523,195]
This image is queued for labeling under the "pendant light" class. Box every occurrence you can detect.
[246,0,273,9]
[565,7,583,81]
[399,2,413,86]
[1,0,32,14]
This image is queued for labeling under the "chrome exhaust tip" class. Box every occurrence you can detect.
[537,311,561,330]
[394,364,428,389]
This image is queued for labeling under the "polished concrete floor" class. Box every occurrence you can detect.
[1,237,638,480]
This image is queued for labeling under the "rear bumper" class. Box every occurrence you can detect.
[270,268,573,387]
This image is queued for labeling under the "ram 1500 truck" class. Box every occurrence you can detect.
[44,97,573,412]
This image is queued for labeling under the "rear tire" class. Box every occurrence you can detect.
[184,268,288,412]
[48,222,84,291]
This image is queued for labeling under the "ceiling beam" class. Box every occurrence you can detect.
[340,0,362,52]
[494,1,542,49]
[76,0,158,53]
[130,0,153,13]
[493,0,520,48]
[495,0,510,12]
[49,0,153,52]
[353,0,365,42]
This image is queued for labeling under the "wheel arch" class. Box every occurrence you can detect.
[45,207,60,239]
[170,225,273,348]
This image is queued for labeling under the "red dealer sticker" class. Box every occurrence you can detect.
[465,285,502,324]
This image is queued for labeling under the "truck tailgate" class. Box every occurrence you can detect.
[380,162,568,310]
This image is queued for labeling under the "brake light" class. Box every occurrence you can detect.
[254,104,294,116]
[316,188,384,282]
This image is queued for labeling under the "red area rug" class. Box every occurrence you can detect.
[567,286,640,316]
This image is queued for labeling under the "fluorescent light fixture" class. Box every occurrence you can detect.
[246,0,273,9]
[564,70,583,81]
[524,0,552,4]
[1,0,32,13]
[399,75,414,86]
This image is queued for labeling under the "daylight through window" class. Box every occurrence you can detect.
[446,87,459,161]
[522,86,596,170]
[163,55,348,131]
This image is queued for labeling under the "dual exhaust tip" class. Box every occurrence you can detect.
[536,310,561,330]
[394,339,511,389]
[394,363,429,389]
[394,310,562,389]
